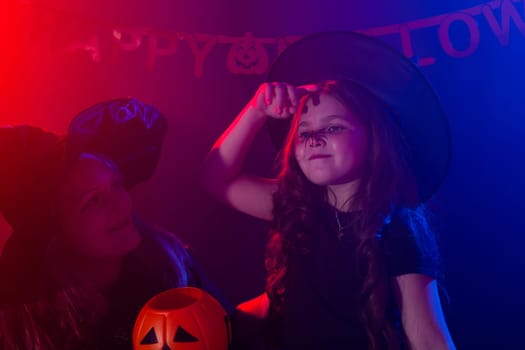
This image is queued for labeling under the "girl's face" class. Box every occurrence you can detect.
[294,93,369,189]
[59,154,140,259]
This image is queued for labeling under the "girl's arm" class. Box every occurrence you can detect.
[201,83,300,221]
[394,273,456,350]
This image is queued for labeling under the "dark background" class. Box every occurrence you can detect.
[1,1,524,348]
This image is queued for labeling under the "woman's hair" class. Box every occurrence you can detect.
[0,251,105,349]
[0,153,192,349]
[132,216,192,289]
[265,79,436,349]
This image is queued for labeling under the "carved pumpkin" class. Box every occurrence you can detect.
[227,32,269,74]
[133,287,231,350]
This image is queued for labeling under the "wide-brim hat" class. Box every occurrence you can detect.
[0,97,167,239]
[0,98,168,303]
[266,30,451,201]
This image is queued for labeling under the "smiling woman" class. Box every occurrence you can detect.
[55,153,143,290]
[0,98,229,350]
[59,153,141,262]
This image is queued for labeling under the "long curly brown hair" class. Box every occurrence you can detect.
[265,79,430,349]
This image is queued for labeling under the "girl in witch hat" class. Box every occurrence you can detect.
[202,31,455,349]
[0,98,228,349]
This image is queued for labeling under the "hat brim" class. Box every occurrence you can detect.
[266,30,451,201]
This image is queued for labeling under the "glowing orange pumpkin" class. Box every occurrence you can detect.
[133,287,231,350]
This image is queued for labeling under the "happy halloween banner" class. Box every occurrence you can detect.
[13,0,525,77]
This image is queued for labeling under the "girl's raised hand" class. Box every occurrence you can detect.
[249,82,319,119]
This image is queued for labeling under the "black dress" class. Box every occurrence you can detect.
[237,207,440,350]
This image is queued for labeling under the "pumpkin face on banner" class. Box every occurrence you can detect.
[227,32,269,74]
[133,287,231,350]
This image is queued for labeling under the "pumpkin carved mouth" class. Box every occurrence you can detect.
[234,56,260,69]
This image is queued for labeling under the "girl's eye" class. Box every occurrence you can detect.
[298,131,313,142]
[327,125,344,134]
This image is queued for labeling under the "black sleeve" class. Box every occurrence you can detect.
[380,211,440,279]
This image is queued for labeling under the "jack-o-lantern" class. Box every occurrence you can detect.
[227,32,269,75]
[133,287,231,350]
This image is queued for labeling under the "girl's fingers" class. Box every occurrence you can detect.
[264,83,275,105]
[286,85,299,114]
[273,82,287,114]
[287,84,299,109]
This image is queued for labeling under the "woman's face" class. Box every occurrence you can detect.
[59,154,140,259]
[294,93,369,188]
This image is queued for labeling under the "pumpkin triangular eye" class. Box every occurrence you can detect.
[224,315,232,348]
[140,327,159,344]
[174,326,199,342]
